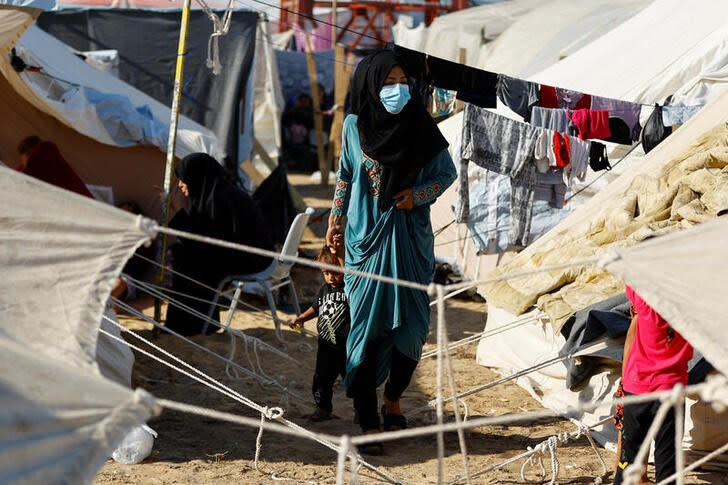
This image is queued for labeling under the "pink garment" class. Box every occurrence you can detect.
[293,20,333,52]
[566,109,611,140]
[623,286,694,395]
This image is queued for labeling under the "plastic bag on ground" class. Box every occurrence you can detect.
[111,425,157,465]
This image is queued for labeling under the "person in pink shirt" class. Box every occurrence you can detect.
[614,285,694,484]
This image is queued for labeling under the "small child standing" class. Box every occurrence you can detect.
[290,246,350,421]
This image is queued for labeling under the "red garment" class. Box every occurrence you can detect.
[23,142,93,198]
[539,85,591,110]
[623,285,694,395]
[552,132,570,168]
[566,109,611,140]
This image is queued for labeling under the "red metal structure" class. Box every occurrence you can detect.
[279,0,467,48]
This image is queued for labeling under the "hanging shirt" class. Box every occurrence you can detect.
[563,136,591,187]
[312,283,351,350]
[623,285,694,394]
[661,104,703,126]
[496,74,540,121]
[566,109,611,140]
[533,129,558,173]
[539,85,591,110]
[460,104,539,247]
[530,107,572,134]
[590,95,642,141]
[534,168,567,210]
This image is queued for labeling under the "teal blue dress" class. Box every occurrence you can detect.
[332,114,457,392]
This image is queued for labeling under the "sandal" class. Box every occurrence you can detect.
[381,404,408,431]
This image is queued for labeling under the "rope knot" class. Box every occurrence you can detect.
[262,406,284,420]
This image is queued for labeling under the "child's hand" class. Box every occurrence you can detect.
[289,318,303,331]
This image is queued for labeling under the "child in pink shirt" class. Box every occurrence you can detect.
[614,286,693,484]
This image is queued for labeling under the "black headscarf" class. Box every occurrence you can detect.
[173,153,272,274]
[350,49,448,210]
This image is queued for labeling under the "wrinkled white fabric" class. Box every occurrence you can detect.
[601,216,728,378]
[0,167,159,483]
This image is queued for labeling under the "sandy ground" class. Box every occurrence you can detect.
[95,174,719,484]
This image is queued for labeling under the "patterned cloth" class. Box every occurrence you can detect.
[459,103,540,246]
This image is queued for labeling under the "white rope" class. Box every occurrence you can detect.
[195,0,235,75]
[420,312,542,360]
[438,285,471,484]
[435,285,446,485]
[657,440,728,485]
[155,224,602,295]
[99,324,399,483]
[111,297,308,403]
[674,391,686,485]
[335,435,351,485]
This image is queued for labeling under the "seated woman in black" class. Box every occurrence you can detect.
[165,153,273,335]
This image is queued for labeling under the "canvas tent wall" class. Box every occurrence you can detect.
[0,165,161,483]
[37,8,258,168]
[477,0,651,78]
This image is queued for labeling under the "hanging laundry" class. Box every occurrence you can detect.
[605,117,633,145]
[589,142,611,172]
[641,104,672,153]
[540,85,591,110]
[432,88,457,117]
[463,171,513,255]
[563,136,591,187]
[530,106,572,133]
[566,109,611,140]
[662,104,703,126]
[533,129,557,173]
[392,45,498,108]
[496,74,540,121]
[459,104,539,246]
[591,95,642,141]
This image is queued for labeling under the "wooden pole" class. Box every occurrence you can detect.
[304,34,328,186]
[328,45,354,171]
[154,0,192,324]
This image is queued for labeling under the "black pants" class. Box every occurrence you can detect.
[351,339,419,432]
[614,391,678,485]
[313,342,347,412]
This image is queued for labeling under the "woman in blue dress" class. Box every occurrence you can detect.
[325,49,456,454]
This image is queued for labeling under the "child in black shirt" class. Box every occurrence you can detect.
[290,246,350,421]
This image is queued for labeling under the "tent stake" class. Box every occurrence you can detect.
[155,0,193,324]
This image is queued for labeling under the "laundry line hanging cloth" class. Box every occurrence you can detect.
[458,103,540,247]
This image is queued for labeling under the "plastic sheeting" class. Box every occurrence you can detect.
[0,166,160,483]
[601,216,728,378]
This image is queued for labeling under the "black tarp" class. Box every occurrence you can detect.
[37,9,257,167]
[253,164,297,246]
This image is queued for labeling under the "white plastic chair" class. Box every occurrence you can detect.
[205,207,315,341]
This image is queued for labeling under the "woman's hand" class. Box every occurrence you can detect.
[393,188,414,211]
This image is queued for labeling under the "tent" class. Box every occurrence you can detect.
[393,0,541,66]
[0,3,224,217]
[0,164,160,483]
[477,0,651,78]
[431,0,728,282]
[36,7,259,168]
[474,64,728,456]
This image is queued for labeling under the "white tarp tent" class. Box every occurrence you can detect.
[432,0,728,280]
[393,0,541,66]
[477,0,651,78]
[0,166,161,483]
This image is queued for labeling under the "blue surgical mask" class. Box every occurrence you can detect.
[379,83,411,114]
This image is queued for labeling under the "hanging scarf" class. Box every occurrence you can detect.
[350,49,448,210]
